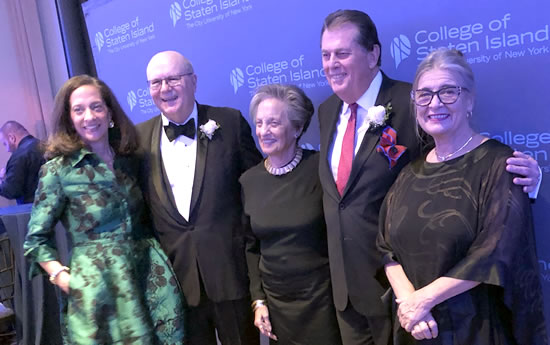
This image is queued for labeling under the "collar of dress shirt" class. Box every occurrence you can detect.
[70,148,94,167]
[161,103,198,144]
[340,70,383,116]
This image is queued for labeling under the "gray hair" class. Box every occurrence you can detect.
[412,48,475,100]
[411,48,476,141]
[249,84,314,141]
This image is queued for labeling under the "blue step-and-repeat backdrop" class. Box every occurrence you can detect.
[82,0,550,327]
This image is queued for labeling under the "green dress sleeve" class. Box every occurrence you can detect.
[23,160,67,278]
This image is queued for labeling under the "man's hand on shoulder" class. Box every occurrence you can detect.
[506,151,542,197]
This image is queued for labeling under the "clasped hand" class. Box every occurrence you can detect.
[396,291,438,340]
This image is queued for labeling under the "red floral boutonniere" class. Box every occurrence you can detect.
[376,126,407,169]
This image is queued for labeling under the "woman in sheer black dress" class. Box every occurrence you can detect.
[377,48,546,344]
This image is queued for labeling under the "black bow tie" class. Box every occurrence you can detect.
[164,118,196,141]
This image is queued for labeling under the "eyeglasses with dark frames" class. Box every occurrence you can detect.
[411,86,468,106]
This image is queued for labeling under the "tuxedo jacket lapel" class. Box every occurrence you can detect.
[322,96,380,199]
[189,104,208,218]
[147,107,211,223]
[150,117,172,208]
[346,132,378,193]
[345,77,394,192]
[374,72,394,111]
[149,116,187,223]
[326,74,396,198]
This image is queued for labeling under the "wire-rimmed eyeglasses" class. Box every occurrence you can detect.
[147,73,194,91]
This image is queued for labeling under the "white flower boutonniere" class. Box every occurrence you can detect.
[366,103,392,131]
[199,119,220,140]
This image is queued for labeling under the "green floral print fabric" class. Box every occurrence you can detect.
[24,149,186,344]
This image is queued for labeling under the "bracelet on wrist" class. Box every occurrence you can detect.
[251,299,266,312]
[49,266,70,284]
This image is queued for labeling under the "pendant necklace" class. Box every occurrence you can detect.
[435,135,474,161]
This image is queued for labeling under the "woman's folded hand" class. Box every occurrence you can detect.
[396,289,434,332]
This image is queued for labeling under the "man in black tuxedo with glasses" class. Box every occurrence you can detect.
[137,50,261,345]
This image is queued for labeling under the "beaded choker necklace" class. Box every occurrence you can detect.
[264,147,303,176]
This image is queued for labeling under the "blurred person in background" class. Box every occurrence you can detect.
[0,121,44,204]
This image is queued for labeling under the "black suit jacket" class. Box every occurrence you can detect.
[0,135,45,204]
[137,103,262,306]
[318,73,422,345]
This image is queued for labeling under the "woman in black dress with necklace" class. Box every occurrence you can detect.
[377,48,546,344]
[240,84,341,345]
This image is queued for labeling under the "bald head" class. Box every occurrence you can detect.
[0,121,29,153]
[146,51,197,123]
[146,51,194,79]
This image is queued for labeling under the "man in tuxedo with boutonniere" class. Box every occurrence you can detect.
[137,50,261,345]
[316,9,542,345]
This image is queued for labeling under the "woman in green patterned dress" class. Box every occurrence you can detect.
[23,75,186,344]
